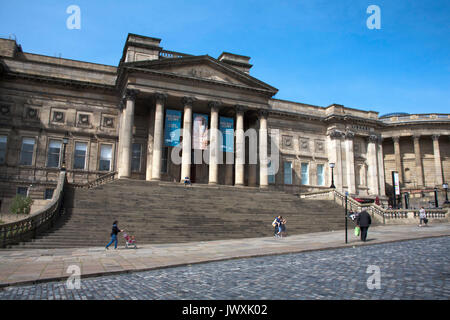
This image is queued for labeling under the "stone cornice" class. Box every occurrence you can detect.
[4,71,116,92]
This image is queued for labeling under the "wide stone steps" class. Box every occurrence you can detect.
[12,180,350,249]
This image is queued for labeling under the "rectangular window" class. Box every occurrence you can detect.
[301,163,309,185]
[47,140,62,168]
[44,188,54,200]
[73,142,88,170]
[161,147,168,173]
[99,144,112,171]
[20,138,35,166]
[0,136,6,164]
[17,187,28,196]
[284,161,292,185]
[317,164,325,186]
[268,160,275,184]
[131,143,142,172]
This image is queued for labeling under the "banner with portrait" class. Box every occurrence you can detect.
[192,113,209,150]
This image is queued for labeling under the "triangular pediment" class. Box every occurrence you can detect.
[122,56,278,94]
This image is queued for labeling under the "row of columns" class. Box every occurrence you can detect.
[392,134,444,187]
[328,130,385,196]
[118,89,269,188]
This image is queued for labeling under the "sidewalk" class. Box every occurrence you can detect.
[1,223,449,288]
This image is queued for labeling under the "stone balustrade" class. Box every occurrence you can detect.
[299,189,448,225]
[70,171,118,189]
[0,171,67,248]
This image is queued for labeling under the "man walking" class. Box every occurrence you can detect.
[356,210,372,242]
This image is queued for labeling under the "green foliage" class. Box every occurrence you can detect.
[10,195,34,215]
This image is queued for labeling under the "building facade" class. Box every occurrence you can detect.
[0,33,449,210]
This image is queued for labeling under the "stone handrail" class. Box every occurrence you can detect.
[70,171,118,189]
[0,171,67,248]
[300,189,447,224]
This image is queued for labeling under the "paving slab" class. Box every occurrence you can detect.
[0,223,449,288]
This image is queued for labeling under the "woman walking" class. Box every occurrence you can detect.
[105,220,123,250]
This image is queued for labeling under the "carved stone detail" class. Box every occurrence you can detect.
[78,114,90,125]
[328,129,343,138]
[182,96,195,107]
[345,131,355,139]
[53,111,64,123]
[0,105,10,115]
[154,92,168,104]
[27,108,38,119]
[258,109,269,118]
[282,135,293,149]
[103,117,114,128]
[124,89,139,101]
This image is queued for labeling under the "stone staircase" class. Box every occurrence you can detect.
[13,179,352,249]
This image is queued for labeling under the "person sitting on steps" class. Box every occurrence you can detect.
[183,176,192,187]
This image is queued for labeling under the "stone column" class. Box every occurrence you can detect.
[117,100,125,173]
[377,137,386,196]
[367,135,379,195]
[327,129,344,191]
[432,135,443,186]
[259,110,269,188]
[145,102,155,181]
[118,89,138,178]
[393,136,403,184]
[151,93,167,180]
[247,120,258,187]
[235,106,245,186]
[180,97,194,182]
[413,135,424,186]
[208,101,220,185]
[344,131,356,194]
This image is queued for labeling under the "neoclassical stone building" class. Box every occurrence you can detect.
[0,33,449,210]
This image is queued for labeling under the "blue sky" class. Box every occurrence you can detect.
[0,0,449,115]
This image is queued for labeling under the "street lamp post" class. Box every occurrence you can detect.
[330,162,336,189]
[434,187,439,208]
[443,183,449,204]
[62,132,69,171]
[345,191,348,244]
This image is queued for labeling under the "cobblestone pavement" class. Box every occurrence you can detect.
[0,236,449,300]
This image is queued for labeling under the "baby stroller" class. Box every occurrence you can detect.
[123,232,137,249]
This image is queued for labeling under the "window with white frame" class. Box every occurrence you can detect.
[73,142,88,170]
[19,137,35,166]
[301,163,309,185]
[47,140,62,168]
[284,161,292,185]
[0,136,6,164]
[131,143,142,172]
[317,164,325,186]
[99,144,112,171]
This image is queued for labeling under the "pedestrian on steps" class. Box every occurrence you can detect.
[106,220,123,250]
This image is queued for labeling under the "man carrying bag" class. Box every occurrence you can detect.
[356,210,371,242]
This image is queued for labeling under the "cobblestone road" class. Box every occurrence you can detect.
[0,237,449,300]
